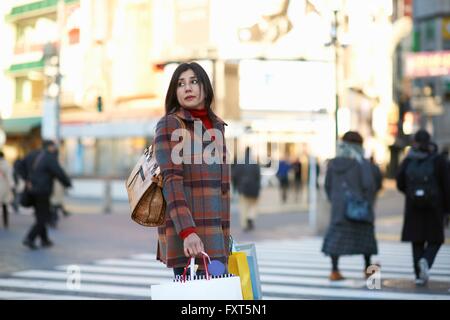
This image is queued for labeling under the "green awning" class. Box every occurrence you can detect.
[8,60,44,73]
[5,0,79,21]
[1,117,41,134]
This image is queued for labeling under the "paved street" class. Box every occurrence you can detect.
[0,179,449,299]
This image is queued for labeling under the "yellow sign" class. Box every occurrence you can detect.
[443,17,450,40]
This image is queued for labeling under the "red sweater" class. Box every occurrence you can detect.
[179,108,214,240]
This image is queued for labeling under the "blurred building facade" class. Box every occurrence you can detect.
[150,0,402,172]
[0,0,409,179]
[405,0,450,148]
[0,0,164,177]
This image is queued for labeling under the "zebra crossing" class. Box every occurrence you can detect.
[0,237,449,300]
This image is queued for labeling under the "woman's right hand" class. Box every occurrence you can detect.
[183,233,204,257]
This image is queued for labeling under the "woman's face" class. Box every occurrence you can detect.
[176,69,205,110]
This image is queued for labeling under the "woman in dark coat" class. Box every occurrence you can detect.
[321,131,378,281]
[396,129,450,286]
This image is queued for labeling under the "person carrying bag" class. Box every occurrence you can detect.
[151,251,242,300]
[321,131,378,281]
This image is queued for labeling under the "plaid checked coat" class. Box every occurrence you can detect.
[154,107,231,269]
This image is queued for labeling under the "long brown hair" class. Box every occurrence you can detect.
[164,62,214,114]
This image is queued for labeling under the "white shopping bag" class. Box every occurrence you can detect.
[151,252,243,300]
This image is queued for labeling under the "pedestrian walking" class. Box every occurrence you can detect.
[441,147,450,228]
[276,157,290,203]
[154,62,230,277]
[396,129,450,286]
[307,156,320,189]
[291,157,303,202]
[12,157,24,214]
[0,151,14,228]
[321,131,378,281]
[232,147,261,232]
[16,140,72,249]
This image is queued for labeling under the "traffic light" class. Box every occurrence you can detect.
[97,96,103,112]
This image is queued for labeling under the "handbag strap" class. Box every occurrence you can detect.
[25,151,45,186]
[151,114,186,149]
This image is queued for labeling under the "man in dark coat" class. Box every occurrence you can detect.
[17,140,72,249]
[232,147,261,232]
[396,129,450,286]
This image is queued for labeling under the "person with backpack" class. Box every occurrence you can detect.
[396,129,450,286]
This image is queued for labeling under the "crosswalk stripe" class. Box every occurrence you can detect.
[54,263,448,283]
[256,241,450,254]
[131,254,450,272]
[258,267,450,282]
[13,270,172,285]
[254,247,450,258]
[256,246,450,261]
[0,279,150,298]
[55,265,173,276]
[261,284,450,300]
[131,252,450,267]
[0,238,449,300]
[0,290,106,300]
[91,258,450,281]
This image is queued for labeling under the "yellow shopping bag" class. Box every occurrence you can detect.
[228,252,254,300]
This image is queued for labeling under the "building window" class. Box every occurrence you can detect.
[15,15,57,54]
[15,76,44,104]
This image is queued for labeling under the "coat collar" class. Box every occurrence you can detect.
[169,107,227,126]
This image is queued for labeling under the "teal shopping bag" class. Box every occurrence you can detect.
[232,240,262,300]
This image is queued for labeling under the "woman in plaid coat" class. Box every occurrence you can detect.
[154,62,230,276]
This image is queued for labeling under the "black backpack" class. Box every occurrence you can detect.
[405,155,439,209]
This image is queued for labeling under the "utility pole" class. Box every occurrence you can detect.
[332,9,339,148]
[42,42,61,144]
[42,0,64,145]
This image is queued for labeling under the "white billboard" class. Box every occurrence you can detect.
[239,59,335,112]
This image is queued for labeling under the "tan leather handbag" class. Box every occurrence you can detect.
[126,116,185,227]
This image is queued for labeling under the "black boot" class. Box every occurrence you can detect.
[2,204,8,229]
[23,238,38,250]
[41,239,54,248]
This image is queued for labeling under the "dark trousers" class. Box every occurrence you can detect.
[278,177,289,203]
[25,195,51,243]
[2,204,8,228]
[331,255,372,271]
[412,242,442,278]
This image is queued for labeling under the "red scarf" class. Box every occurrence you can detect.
[187,108,213,130]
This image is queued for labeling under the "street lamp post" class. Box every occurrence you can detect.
[42,42,61,144]
[42,0,64,145]
[331,9,339,148]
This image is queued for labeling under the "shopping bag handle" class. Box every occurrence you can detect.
[181,251,211,281]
